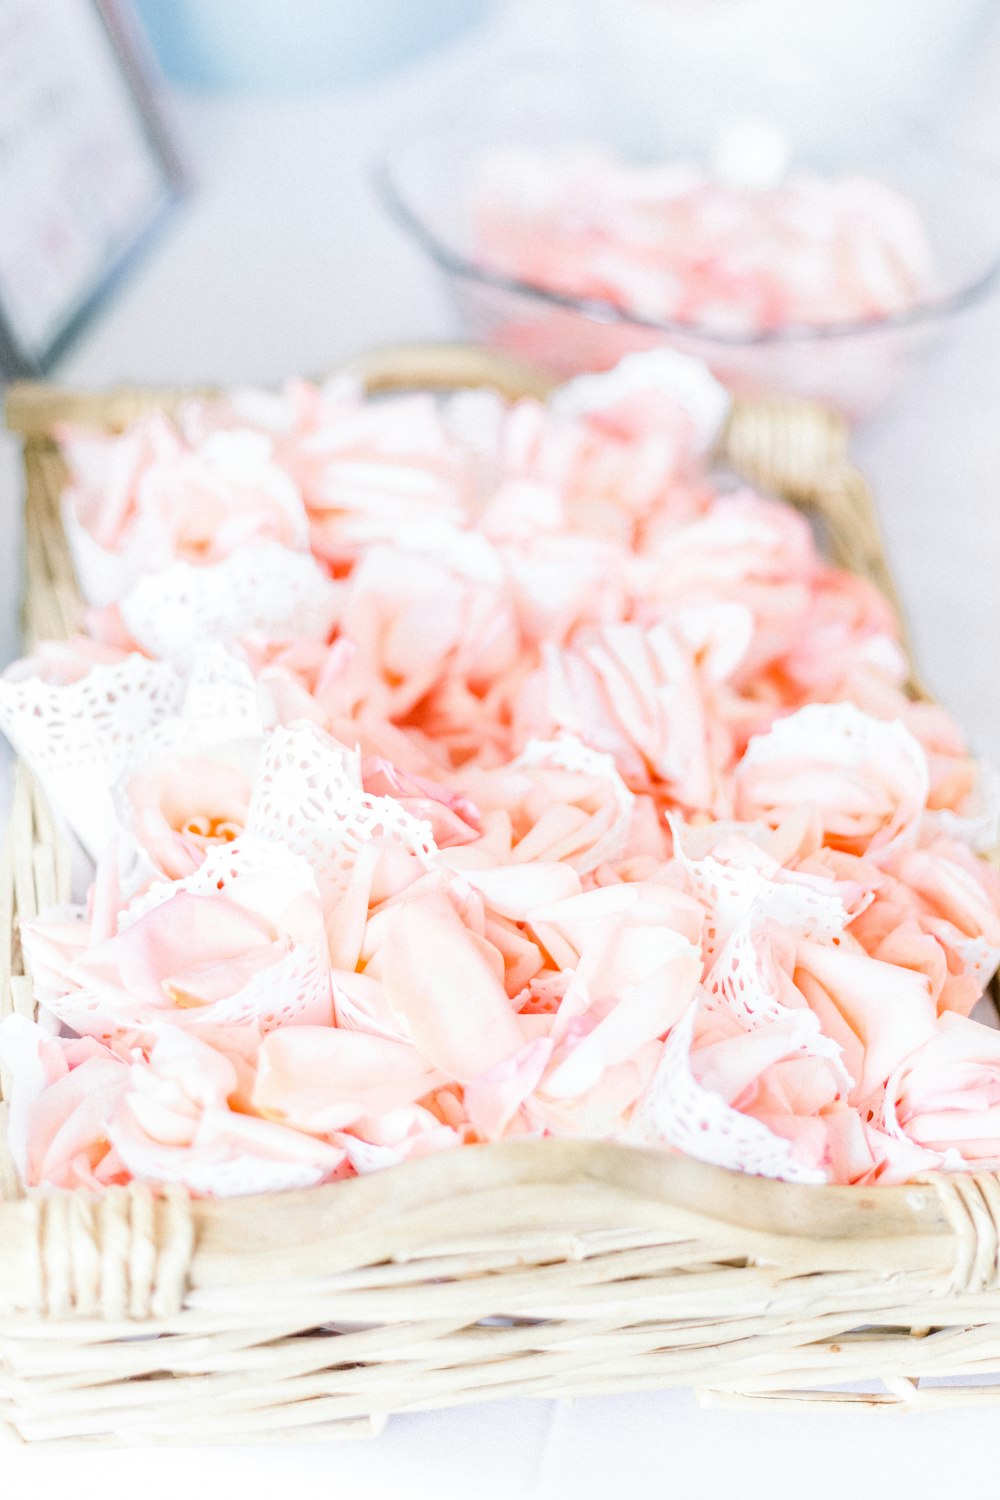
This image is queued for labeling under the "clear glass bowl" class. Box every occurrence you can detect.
[377,63,1000,421]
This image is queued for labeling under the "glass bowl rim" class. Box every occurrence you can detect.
[375,131,1000,349]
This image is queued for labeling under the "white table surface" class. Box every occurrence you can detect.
[4,6,1000,1492]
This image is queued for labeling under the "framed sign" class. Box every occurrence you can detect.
[0,0,182,376]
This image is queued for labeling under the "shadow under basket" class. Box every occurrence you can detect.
[0,343,996,1447]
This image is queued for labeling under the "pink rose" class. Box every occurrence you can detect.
[110,1027,345,1195]
[60,416,313,607]
[319,538,521,729]
[276,389,469,567]
[0,1017,344,1195]
[883,1014,1000,1173]
[58,413,184,550]
[633,1001,841,1184]
[791,936,937,1102]
[0,1016,130,1190]
[735,702,929,861]
[451,732,649,876]
[136,432,309,563]
[378,890,527,1082]
[515,617,746,813]
[821,834,1000,1018]
[65,419,308,565]
[840,665,980,821]
[637,492,818,680]
[120,747,256,880]
[780,568,906,700]
[491,385,712,548]
[22,842,333,1041]
[185,381,543,576]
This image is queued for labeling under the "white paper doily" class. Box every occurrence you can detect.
[119,543,339,663]
[673,837,852,970]
[0,654,183,859]
[633,1003,828,1184]
[245,720,438,899]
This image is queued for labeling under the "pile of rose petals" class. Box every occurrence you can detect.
[472,147,934,335]
[2,349,999,1199]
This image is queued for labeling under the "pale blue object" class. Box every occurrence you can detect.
[132,0,494,93]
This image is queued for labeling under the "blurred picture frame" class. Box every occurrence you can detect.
[0,0,183,378]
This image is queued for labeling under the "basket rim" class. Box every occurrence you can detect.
[0,1134,965,1314]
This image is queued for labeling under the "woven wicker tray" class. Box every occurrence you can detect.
[0,343,993,1448]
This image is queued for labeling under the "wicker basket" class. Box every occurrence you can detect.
[0,343,994,1449]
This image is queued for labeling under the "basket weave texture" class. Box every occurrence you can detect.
[0,343,994,1447]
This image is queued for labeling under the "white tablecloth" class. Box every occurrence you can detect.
[3,6,1000,1492]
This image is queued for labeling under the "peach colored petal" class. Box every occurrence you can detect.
[380,891,525,1080]
[542,933,701,1098]
[458,861,582,920]
[794,938,937,1100]
[253,1026,444,1134]
[0,1016,129,1189]
[464,1036,554,1138]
